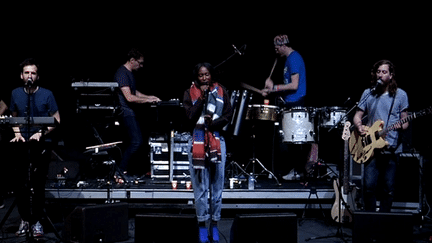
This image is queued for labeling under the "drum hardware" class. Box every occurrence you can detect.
[225,153,249,185]
[244,123,281,186]
[232,90,252,136]
[306,159,339,180]
[223,90,239,132]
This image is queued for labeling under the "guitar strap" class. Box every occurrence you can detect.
[385,90,397,130]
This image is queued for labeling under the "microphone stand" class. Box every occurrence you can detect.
[308,86,376,242]
[214,44,246,69]
[25,82,35,241]
[202,88,214,242]
[24,83,60,241]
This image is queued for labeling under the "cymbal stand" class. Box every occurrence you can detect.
[307,158,339,180]
[244,124,280,186]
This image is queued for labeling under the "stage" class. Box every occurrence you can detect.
[45,177,335,210]
[43,174,422,214]
[0,156,426,243]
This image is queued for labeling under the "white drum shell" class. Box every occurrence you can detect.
[320,107,346,128]
[281,108,315,143]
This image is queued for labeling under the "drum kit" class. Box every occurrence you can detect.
[227,92,347,144]
[224,86,347,184]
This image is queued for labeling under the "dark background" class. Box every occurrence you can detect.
[1,4,430,154]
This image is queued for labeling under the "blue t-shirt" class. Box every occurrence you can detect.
[358,88,409,153]
[114,65,136,117]
[10,87,58,138]
[283,51,306,103]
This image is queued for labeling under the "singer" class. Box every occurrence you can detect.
[183,63,232,243]
[353,59,409,212]
[9,58,60,238]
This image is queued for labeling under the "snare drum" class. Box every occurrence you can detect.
[281,107,316,144]
[245,104,279,122]
[319,106,346,128]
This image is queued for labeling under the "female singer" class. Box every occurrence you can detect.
[183,62,233,243]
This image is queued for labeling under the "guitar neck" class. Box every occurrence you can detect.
[380,111,419,137]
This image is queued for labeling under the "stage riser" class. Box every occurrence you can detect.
[46,189,335,200]
[45,189,420,212]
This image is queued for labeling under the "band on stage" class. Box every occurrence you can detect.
[0,34,421,242]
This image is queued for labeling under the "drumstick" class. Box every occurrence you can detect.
[268,58,278,78]
[240,82,263,94]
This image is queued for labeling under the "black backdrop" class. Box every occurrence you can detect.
[2,4,430,155]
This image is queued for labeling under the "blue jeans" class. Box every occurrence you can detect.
[363,152,398,212]
[120,116,144,172]
[188,137,226,222]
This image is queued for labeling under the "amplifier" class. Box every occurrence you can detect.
[149,133,191,181]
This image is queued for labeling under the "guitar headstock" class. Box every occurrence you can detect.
[417,106,432,117]
[342,121,351,141]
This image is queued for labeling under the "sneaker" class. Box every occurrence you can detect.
[198,226,209,243]
[211,225,219,243]
[282,169,301,181]
[31,221,44,238]
[15,220,29,236]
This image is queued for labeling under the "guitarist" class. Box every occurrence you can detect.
[353,60,409,212]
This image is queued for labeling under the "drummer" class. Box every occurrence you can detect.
[262,34,315,181]
[262,34,306,107]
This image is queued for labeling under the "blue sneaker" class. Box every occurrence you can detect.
[199,226,209,243]
[211,225,219,243]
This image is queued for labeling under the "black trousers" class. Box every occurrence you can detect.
[12,141,50,225]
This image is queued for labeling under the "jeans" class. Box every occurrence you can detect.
[120,116,144,172]
[188,136,226,222]
[363,152,398,212]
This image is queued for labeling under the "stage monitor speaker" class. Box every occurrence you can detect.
[353,211,413,243]
[63,202,129,243]
[135,214,198,243]
[230,213,297,243]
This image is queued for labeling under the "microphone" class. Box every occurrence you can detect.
[232,44,243,55]
[26,77,33,87]
[371,79,383,92]
[203,87,210,113]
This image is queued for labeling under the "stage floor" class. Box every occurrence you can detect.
[1,195,431,243]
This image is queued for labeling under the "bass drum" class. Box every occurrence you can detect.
[281,107,316,144]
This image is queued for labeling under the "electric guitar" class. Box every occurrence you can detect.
[331,121,356,223]
[349,107,432,164]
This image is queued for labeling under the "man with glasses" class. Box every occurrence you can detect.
[115,48,161,181]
